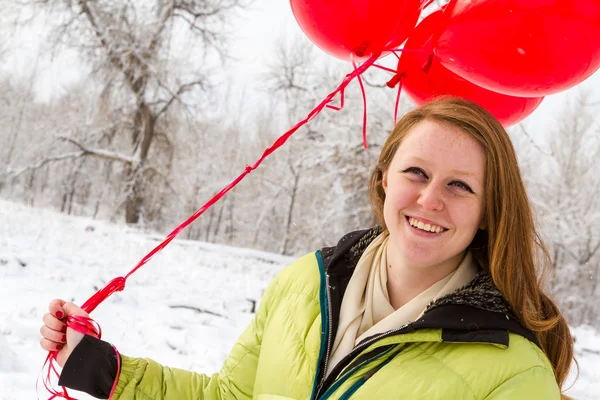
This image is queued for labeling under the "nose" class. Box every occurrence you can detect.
[417,184,444,211]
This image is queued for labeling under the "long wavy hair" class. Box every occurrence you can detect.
[368,97,575,395]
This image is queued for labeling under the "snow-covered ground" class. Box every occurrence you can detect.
[0,199,598,399]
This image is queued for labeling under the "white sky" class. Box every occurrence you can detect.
[5,0,599,132]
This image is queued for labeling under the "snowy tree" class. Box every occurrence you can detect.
[5,0,245,224]
[521,92,600,327]
[247,34,410,255]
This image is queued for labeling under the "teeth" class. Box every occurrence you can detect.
[409,217,444,233]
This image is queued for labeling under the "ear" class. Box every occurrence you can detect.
[479,217,487,231]
[382,169,388,193]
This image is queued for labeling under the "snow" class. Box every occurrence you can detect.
[568,325,600,398]
[0,198,598,399]
[0,198,290,399]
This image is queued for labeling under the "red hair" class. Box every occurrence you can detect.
[369,97,576,396]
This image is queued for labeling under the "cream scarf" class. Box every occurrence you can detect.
[326,232,478,377]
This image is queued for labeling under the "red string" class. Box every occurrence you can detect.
[325,75,348,111]
[352,59,369,149]
[39,52,381,399]
[422,0,435,9]
[391,48,430,54]
[394,81,403,125]
[108,344,121,399]
[81,277,126,314]
[372,63,398,74]
[38,3,437,392]
[39,315,106,399]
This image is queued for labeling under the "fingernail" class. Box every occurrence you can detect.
[56,311,63,319]
[56,344,63,350]
[62,335,67,342]
[61,325,67,333]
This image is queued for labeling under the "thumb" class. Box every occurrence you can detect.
[62,302,89,319]
[55,304,88,368]
[49,298,67,320]
[63,302,89,349]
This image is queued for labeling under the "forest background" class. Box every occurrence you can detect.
[0,0,598,330]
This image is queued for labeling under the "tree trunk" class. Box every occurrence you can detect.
[281,170,300,255]
[94,161,113,219]
[125,103,155,224]
[214,201,226,240]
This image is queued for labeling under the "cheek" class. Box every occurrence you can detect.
[383,182,415,214]
[452,202,485,233]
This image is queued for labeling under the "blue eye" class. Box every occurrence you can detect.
[402,167,428,178]
[451,181,474,193]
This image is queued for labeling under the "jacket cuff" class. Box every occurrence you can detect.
[58,335,119,399]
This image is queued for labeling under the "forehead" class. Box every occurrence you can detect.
[393,120,486,172]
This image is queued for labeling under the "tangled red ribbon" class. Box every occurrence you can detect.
[38,47,412,398]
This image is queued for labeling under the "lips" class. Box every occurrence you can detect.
[405,215,448,233]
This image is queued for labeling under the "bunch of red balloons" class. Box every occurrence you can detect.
[290,0,600,126]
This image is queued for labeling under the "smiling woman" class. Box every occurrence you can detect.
[369,97,575,397]
[380,120,487,309]
[41,98,574,400]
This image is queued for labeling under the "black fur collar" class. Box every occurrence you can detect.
[321,228,537,345]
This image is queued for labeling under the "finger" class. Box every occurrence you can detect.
[40,337,64,352]
[49,299,67,320]
[40,325,67,344]
[62,302,89,318]
[42,313,67,332]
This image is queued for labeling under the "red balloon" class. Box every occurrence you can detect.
[434,0,600,97]
[290,0,422,61]
[397,11,543,127]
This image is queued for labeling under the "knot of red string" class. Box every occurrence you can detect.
[81,277,126,314]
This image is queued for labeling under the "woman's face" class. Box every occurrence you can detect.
[382,119,486,271]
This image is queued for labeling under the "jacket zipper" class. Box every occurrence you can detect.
[314,268,414,399]
[336,345,403,400]
[318,345,398,400]
[342,323,410,364]
[316,274,335,395]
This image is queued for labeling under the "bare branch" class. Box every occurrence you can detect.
[4,152,85,180]
[518,123,554,157]
[156,79,205,118]
[3,134,139,181]
[361,74,388,89]
[143,165,178,196]
[554,243,580,265]
[75,0,148,97]
[580,226,600,264]
[57,137,138,164]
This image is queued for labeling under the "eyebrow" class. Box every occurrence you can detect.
[406,156,479,178]
[450,169,478,177]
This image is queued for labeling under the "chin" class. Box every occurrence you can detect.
[406,253,443,268]
[397,244,441,267]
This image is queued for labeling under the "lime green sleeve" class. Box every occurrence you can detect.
[110,278,279,400]
[483,366,560,400]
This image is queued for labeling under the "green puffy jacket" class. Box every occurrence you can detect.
[112,228,560,400]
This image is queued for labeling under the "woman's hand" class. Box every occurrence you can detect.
[40,299,88,367]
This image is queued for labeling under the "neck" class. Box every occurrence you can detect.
[385,245,466,310]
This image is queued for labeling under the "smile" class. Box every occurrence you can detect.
[406,216,448,234]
